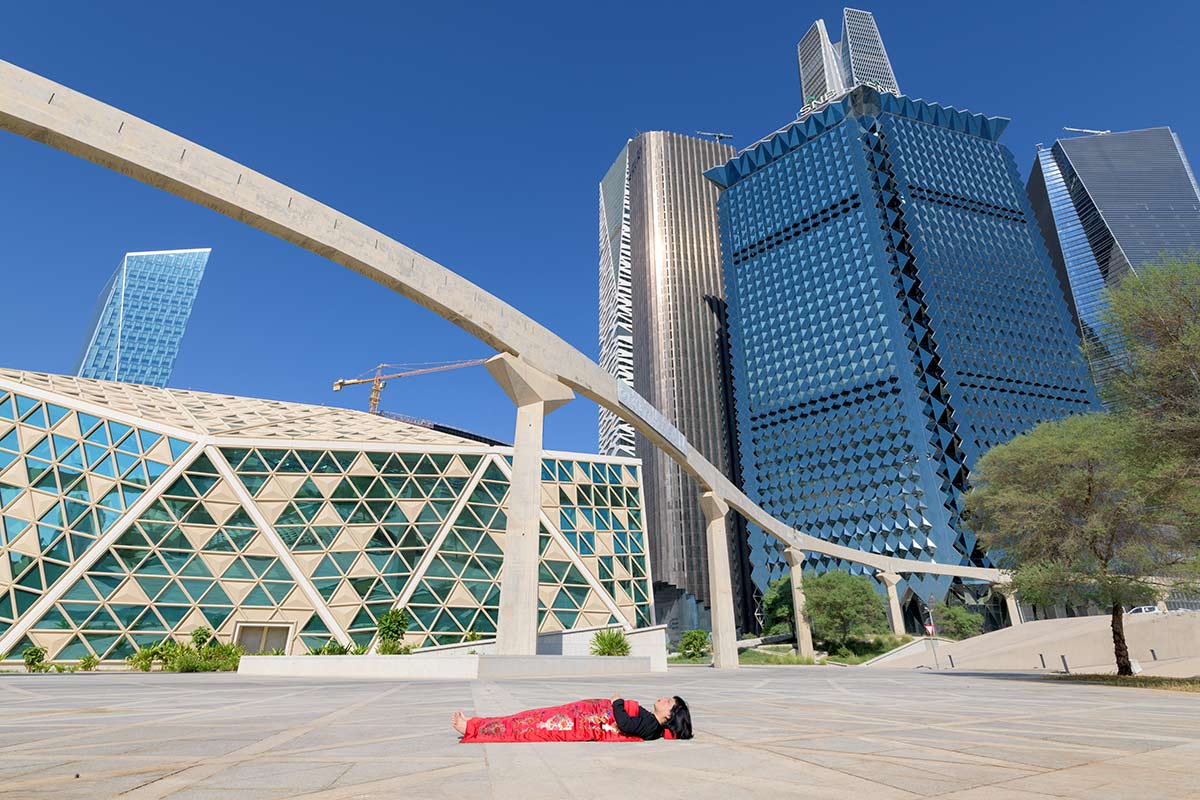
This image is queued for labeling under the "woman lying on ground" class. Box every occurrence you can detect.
[451,694,693,743]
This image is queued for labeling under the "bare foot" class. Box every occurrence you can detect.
[451,710,467,735]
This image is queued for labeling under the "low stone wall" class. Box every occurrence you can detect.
[477,655,653,679]
[411,625,668,672]
[239,654,480,680]
[237,653,654,680]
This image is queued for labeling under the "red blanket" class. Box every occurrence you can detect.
[460,699,646,743]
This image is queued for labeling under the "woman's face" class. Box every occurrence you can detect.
[653,696,676,717]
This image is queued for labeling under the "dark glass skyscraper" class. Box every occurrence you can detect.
[1027,128,1200,386]
[76,249,210,388]
[707,87,1098,610]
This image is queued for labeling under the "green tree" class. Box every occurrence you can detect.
[964,412,1199,675]
[678,630,710,660]
[803,571,887,647]
[931,602,983,640]
[22,645,49,673]
[376,608,410,654]
[1098,255,1200,461]
[760,574,795,636]
[190,626,213,649]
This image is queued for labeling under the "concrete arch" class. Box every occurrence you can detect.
[0,59,1000,585]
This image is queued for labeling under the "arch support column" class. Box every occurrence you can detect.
[783,549,815,660]
[1005,590,1023,626]
[875,571,906,636]
[486,353,574,655]
[699,492,738,669]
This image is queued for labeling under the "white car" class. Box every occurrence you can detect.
[1126,606,1164,615]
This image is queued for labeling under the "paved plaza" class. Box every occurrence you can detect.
[0,666,1198,799]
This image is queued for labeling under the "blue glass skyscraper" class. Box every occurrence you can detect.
[1027,128,1200,388]
[706,87,1098,619]
[75,248,210,387]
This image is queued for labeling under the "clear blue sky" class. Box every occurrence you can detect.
[1,0,1194,452]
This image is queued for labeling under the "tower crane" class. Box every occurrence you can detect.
[332,359,487,414]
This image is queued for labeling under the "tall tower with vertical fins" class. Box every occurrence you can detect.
[798,8,899,104]
[598,132,755,632]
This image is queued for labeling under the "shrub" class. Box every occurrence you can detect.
[589,628,632,657]
[374,608,410,654]
[377,639,412,655]
[765,621,793,637]
[127,646,158,672]
[464,630,482,642]
[931,603,984,640]
[79,654,100,672]
[164,642,242,673]
[738,649,820,666]
[761,575,795,635]
[124,639,243,672]
[376,609,409,643]
[308,639,350,655]
[679,630,710,660]
[126,639,182,672]
[193,642,243,672]
[171,648,206,673]
[22,646,49,673]
[804,572,888,647]
[821,633,913,664]
[190,626,214,649]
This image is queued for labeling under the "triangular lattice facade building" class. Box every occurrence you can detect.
[0,369,652,662]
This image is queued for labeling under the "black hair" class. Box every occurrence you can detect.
[666,695,693,740]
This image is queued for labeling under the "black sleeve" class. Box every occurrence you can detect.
[611,698,635,730]
[612,699,662,740]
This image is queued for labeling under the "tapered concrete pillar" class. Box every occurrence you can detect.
[486,353,574,656]
[875,571,906,636]
[1004,590,1023,626]
[783,548,815,660]
[698,492,738,670]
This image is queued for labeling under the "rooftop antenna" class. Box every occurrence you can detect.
[1063,127,1111,135]
[696,131,734,143]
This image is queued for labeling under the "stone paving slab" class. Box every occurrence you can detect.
[1,667,1198,798]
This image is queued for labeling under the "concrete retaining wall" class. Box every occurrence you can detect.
[237,653,654,680]
[239,654,480,680]
[409,625,668,672]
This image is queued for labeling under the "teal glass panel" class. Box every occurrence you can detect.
[157,582,190,605]
[242,585,273,607]
[200,584,232,606]
[83,607,122,631]
[156,605,189,628]
[32,607,72,630]
[130,609,168,632]
[56,636,91,660]
[84,633,119,657]
[106,636,137,661]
